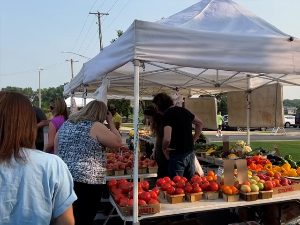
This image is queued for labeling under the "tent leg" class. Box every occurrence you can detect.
[83,87,87,106]
[246,77,251,145]
[133,59,140,225]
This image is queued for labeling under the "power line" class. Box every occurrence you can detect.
[68,0,99,58]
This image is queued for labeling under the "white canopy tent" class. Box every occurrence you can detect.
[63,0,300,223]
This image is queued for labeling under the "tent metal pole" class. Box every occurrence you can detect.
[133,59,140,225]
[83,87,87,106]
[246,76,251,145]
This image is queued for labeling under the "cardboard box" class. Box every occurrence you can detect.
[148,167,158,173]
[273,183,300,195]
[166,193,185,204]
[138,168,147,174]
[158,188,167,199]
[240,192,259,201]
[223,192,239,202]
[114,170,125,176]
[117,202,162,216]
[203,191,219,200]
[258,190,273,199]
[185,192,203,202]
[263,202,300,225]
[106,169,114,176]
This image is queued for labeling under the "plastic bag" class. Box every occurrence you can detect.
[195,156,204,177]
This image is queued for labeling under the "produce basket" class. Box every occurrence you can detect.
[114,169,125,176]
[185,192,203,202]
[138,168,147,174]
[203,191,219,200]
[117,202,162,216]
[258,190,273,199]
[240,192,259,201]
[148,167,158,173]
[125,168,132,175]
[106,169,114,176]
[166,193,185,204]
[158,188,167,199]
[223,192,240,202]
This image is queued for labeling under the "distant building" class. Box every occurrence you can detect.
[284,107,297,115]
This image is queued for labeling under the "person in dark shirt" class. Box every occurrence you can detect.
[33,106,48,150]
[153,93,203,181]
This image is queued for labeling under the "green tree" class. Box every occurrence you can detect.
[1,86,39,105]
[110,30,124,43]
[107,99,132,119]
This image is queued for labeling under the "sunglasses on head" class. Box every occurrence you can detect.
[50,106,55,110]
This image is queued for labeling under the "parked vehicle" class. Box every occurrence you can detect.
[284,115,296,128]
[222,115,267,131]
[295,113,300,127]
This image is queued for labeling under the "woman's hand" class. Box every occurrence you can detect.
[106,111,113,123]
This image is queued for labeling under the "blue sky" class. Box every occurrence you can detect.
[0,0,299,99]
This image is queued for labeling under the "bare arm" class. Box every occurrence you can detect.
[51,205,75,225]
[162,126,172,151]
[45,122,56,153]
[93,112,122,148]
[37,120,49,129]
[54,133,58,155]
[192,116,204,144]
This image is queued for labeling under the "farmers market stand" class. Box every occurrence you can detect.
[106,191,300,224]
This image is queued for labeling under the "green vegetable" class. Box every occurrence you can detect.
[284,155,292,161]
[290,161,298,169]
[246,150,261,156]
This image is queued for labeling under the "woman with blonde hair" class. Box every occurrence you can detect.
[45,97,68,154]
[55,100,122,225]
[0,91,76,225]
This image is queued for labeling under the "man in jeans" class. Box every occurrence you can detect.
[153,93,203,181]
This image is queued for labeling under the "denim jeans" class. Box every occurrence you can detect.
[168,151,195,181]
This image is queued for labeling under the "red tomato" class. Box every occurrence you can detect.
[264,181,274,191]
[209,181,219,191]
[138,199,147,206]
[114,193,125,204]
[141,192,151,203]
[173,176,181,183]
[120,182,132,194]
[176,182,185,189]
[192,183,199,188]
[138,188,144,199]
[167,181,175,186]
[175,188,184,195]
[271,180,276,188]
[193,187,202,193]
[201,177,207,182]
[192,174,200,179]
[119,197,129,207]
[148,199,160,205]
[184,186,193,193]
[185,182,191,187]
[156,178,166,187]
[193,177,202,184]
[107,180,117,189]
[137,182,142,189]
[149,191,158,199]
[201,182,210,191]
[128,199,134,206]
[181,177,188,183]
[141,181,150,191]
[161,183,171,191]
[112,188,123,195]
[152,187,160,196]
[164,177,171,182]
[117,179,128,188]
[167,186,176,195]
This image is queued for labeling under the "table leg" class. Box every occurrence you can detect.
[103,206,115,225]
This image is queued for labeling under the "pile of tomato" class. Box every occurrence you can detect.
[246,155,271,173]
[108,179,160,207]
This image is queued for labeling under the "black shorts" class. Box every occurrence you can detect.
[218,125,222,130]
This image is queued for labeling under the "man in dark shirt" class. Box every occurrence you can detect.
[33,106,48,151]
[153,93,203,181]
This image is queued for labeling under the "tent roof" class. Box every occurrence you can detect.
[64,0,300,97]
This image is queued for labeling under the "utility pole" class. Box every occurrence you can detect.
[89,12,109,51]
[38,68,43,108]
[66,59,79,78]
